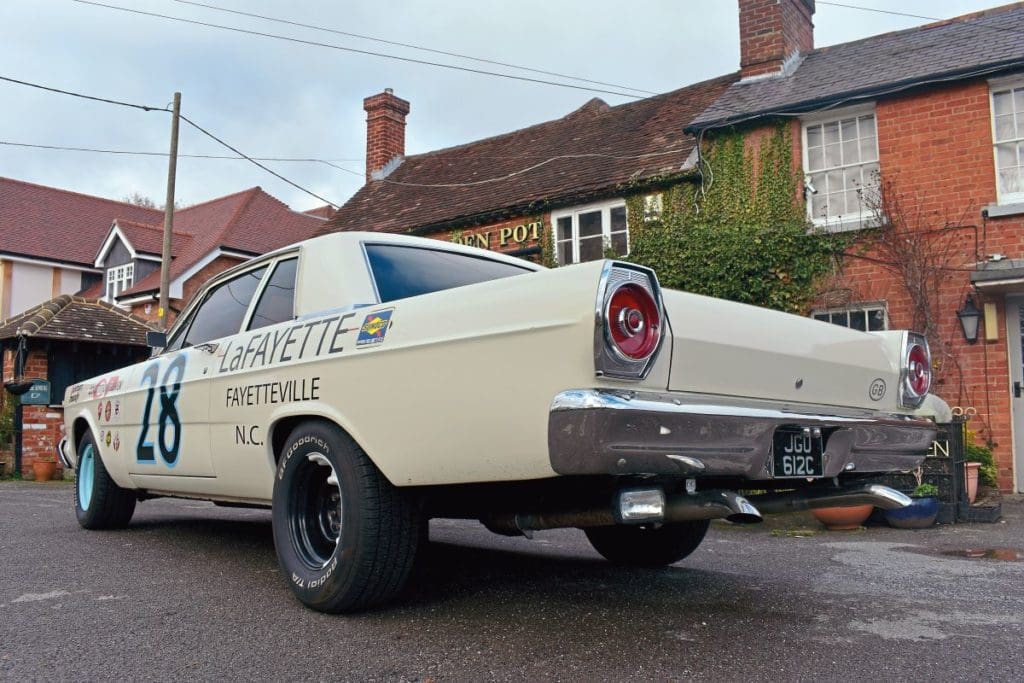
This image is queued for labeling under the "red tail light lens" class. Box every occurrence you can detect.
[907,343,931,396]
[607,283,661,360]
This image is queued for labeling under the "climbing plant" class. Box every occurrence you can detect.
[624,126,844,314]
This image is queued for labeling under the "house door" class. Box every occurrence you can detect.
[1005,295,1024,492]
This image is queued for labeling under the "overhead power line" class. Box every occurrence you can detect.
[0,74,342,206]
[816,1,1024,37]
[69,0,646,100]
[168,0,657,96]
[0,140,361,163]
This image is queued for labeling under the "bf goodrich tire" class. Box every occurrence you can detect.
[585,520,710,567]
[74,432,136,529]
[271,420,420,613]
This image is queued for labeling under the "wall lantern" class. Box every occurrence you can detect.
[956,295,982,344]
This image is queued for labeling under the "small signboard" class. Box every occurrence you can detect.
[21,379,51,406]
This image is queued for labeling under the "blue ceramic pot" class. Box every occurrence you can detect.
[884,496,939,529]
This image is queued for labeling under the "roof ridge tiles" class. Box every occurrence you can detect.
[175,186,261,214]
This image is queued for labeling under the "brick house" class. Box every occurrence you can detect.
[322,2,1024,491]
[0,295,152,477]
[687,0,1024,491]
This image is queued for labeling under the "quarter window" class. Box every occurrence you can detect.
[105,263,134,301]
[181,266,267,346]
[553,201,628,266]
[813,304,887,332]
[803,109,879,228]
[991,81,1024,204]
[248,258,298,330]
[365,244,531,303]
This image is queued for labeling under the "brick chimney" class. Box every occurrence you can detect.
[739,0,815,80]
[363,88,411,181]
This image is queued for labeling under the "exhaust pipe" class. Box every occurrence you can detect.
[664,489,762,525]
[749,484,911,514]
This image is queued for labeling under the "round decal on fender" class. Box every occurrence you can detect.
[869,378,886,401]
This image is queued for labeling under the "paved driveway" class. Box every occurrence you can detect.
[2,480,1023,681]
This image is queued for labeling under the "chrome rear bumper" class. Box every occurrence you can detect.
[548,389,936,479]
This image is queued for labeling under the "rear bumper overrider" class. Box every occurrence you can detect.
[548,389,936,479]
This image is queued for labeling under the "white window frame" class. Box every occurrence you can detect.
[990,74,1024,206]
[105,263,134,302]
[801,103,880,231]
[551,199,629,266]
[811,302,888,332]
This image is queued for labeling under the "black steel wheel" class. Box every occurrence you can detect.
[271,420,420,613]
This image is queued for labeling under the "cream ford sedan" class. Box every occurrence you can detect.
[60,232,935,612]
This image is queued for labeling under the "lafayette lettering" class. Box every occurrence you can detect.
[218,313,356,373]
[226,377,321,407]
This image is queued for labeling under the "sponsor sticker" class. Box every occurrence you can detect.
[113,433,120,452]
[105,431,112,447]
[104,401,112,422]
[356,309,394,348]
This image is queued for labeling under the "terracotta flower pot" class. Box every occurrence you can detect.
[965,462,980,504]
[811,504,874,530]
[32,460,57,482]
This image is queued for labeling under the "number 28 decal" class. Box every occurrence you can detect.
[136,355,186,467]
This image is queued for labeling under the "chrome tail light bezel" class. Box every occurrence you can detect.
[899,331,932,408]
[594,261,665,379]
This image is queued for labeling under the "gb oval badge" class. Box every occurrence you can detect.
[869,378,886,401]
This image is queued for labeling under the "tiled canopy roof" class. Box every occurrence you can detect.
[321,73,738,235]
[0,295,153,345]
[689,3,1024,130]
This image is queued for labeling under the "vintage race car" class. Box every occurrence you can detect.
[60,231,936,612]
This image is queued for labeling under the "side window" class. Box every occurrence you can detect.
[182,266,267,346]
[365,244,531,302]
[248,258,298,330]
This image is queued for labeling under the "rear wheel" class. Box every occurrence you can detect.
[585,520,710,567]
[74,432,136,529]
[271,421,420,613]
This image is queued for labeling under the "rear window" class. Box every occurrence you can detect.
[364,244,532,302]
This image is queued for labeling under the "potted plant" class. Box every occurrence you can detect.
[32,456,57,482]
[884,479,939,529]
[965,430,998,504]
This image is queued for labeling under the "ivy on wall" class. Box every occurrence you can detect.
[624,127,845,314]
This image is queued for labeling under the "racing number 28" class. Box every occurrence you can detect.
[136,355,186,466]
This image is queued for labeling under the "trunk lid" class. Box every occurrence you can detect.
[662,289,904,412]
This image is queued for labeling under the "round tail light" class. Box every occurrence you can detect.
[906,343,931,396]
[607,283,661,360]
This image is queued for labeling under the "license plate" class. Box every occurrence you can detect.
[772,427,824,478]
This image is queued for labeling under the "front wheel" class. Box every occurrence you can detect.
[74,432,136,529]
[271,421,420,613]
[584,520,710,567]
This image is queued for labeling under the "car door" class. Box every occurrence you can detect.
[126,264,269,480]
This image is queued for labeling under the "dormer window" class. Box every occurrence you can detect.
[106,263,134,301]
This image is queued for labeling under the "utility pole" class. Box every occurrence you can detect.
[159,91,181,331]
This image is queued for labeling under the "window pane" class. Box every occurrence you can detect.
[806,125,822,149]
[993,90,1013,116]
[1014,88,1024,111]
[841,119,857,143]
[611,231,628,256]
[868,309,886,331]
[556,216,572,241]
[849,310,867,331]
[823,121,840,145]
[578,211,602,238]
[997,143,1017,169]
[811,192,828,218]
[610,206,627,232]
[578,235,603,262]
[827,191,846,216]
[859,115,876,139]
[248,258,298,330]
[556,239,573,266]
[365,244,531,303]
[842,139,859,164]
[830,312,848,326]
[1000,167,1023,195]
[813,313,829,323]
[184,266,267,346]
[995,114,1016,142]
[807,146,824,171]
[859,136,877,162]
[824,142,842,168]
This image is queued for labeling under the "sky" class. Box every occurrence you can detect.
[0,0,1009,213]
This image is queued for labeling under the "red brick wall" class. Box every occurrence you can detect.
[742,78,1022,489]
[739,0,814,78]
[2,349,65,478]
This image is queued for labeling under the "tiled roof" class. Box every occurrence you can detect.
[689,3,1024,130]
[121,187,322,297]
[0,177,162,266]
[114,218,191,257]
[321,73,738,235]
[303,205,336,220]
[0,295,153,345]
